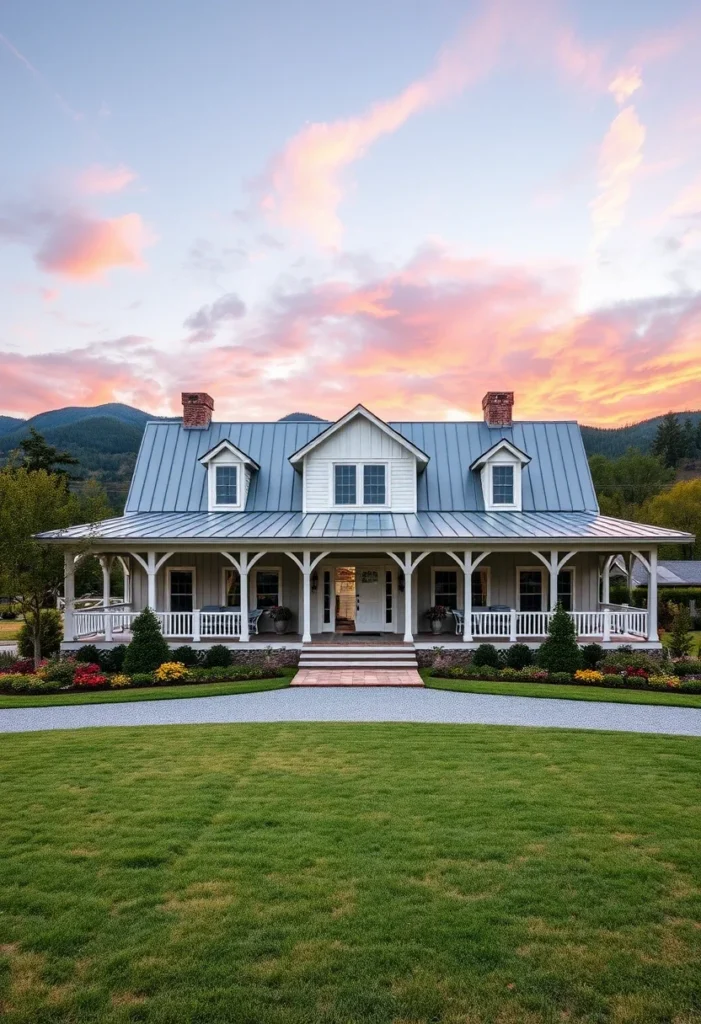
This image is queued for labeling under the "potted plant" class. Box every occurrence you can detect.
[425,605,448,634]
[269,606,293,634]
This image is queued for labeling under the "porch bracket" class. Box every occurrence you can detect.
[446,549,491,642]
[386,550,430,642]
[284,550,331,643]
[220,551,267,642]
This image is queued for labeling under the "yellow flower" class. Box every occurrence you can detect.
[154,661,187,683]
[574,669,604,683]
[110,674,132,689]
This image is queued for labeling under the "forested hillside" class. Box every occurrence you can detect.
[581,411,701,457]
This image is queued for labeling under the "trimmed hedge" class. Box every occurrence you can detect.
[430,664,701,694]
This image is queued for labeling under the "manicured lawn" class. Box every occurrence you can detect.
[0,619,21,642]
[425,673,701,708]
[1,725,700,1023]
[0,674,292,709]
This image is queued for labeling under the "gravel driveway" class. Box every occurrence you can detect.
[1,687,700,736]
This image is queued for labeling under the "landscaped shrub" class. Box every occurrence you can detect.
[549,672,574,684]
[472,643,500,668]
[204,644,233,668]
[171,645,202,667]
[130,673,155,687]
[536,605,581,675]
[42,657,76,686]
[110,674,133,689]
[679,678,701,693]
[2,675,61,694]
[602,674,626,687]
[73,663,108,689]
[4,658,35,675]
[667,605,694,658]
[101,645,127,673]
[580,643,604,669]
[0,650,16,671]
[17,610,63,660]
[123,608,171,674]
[75,644,103,664]
[669,659,701,676]
[600,650,661,674]
[154,661,187,683]
[648,674,681,690]
[505,643,532,669]
[574,669,604,684]
[499,667,522,680]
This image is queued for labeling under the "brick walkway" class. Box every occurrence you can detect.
[291,668,424,686]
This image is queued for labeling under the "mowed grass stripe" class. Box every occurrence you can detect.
[0,724,700,1023]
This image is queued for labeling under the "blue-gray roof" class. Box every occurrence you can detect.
[125,419,597,514]
[630,560,701,587]
[40,510,693,544]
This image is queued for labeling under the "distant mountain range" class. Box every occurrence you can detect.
[1,403,700,510]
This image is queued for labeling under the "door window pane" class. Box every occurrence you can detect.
[519,570,542,611]
[334,464,356,505]
[224,569,241,607]
[385,569,393,624]
[215,465,238,505]
[434,570,458,609]
[471,569,488,607]
[170,570,194,612]
[492,465,514,504]
[323,570,331,625]
[557,569,573,611]
[256,571,279,608]
[363,464,386,505]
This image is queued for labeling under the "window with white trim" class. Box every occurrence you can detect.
[332,463,388,508]
[492,464,514,505]
[363,464,386,505]
[256,570,280,609]
[557,568,574,611]
[334,464,356,505]
[215,465,238,505]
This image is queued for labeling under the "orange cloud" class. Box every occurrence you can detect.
[590,106,645,253]
[261,0,507,245]
[77,164,138,194]
[36,212,152,278]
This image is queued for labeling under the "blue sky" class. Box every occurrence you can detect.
[1,0,700,424]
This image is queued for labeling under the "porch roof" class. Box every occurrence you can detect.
[37,510,694,545]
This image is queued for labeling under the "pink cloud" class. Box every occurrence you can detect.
[77,164,138,195]
[608,67,642,105]
[590,106,645,253]
[35,212,152,278]
[669,175,701,218]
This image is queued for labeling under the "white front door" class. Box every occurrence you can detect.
[355,567,383,631]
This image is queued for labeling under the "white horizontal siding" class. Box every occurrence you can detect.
[304,418,417,512]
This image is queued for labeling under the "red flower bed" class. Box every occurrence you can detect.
[73,663,108,689]
[624,666,649,679]
[0,658,36,676]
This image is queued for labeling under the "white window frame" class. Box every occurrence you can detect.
[329,461,390,510]
[252,566,283,611]
[166,566,197,612]
[556,566,576,611]
[516,565,546,612]
[207,456,244,511]
[431,565,491,608]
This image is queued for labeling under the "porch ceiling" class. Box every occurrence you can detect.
[37,510,694,545]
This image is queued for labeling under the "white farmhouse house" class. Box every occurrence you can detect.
[40,391,693,652]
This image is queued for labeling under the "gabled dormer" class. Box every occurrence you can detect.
[470,438,530,512]
[199,438,260,512]
[289,404,429,514]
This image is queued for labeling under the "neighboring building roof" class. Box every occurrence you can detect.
[37,511,693,544]
[124,418,598,515]
[630,560,701,587]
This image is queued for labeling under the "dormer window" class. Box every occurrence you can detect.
[215,465,238,506]
[470,438,530,513]
[332,463,388,508]
[335,464,356,505]
[492,465,514,505]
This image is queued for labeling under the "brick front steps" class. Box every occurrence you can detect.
[291,668,424,686]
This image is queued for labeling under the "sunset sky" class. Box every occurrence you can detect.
[1,0,700,426]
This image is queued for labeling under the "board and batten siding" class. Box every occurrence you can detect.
[303,417,417,513]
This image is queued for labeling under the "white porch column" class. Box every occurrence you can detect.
[463,551,473,643]
[239,551,250,642]
[601,554,615,605]
[302,550,312,643]
[403,550,413,643]
[146,550,157,609]
[117,555,132,606]
[99,556,113,641]
[63,551,76,641]
[548,549,558,611]
[647,547,658,641]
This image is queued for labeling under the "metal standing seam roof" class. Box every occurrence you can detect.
[629,560,701,587]
[124,418,598,514]
[38,510,694,544]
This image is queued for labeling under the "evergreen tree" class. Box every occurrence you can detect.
[696,420,701,458]
[15,428,79,479]
[537,604,582,674]
[123,608,170,673]
[667,604,693,659]
[651,413,685,468]
[682,419,696,459]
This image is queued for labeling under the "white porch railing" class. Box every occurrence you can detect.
[469,608,648,640]
[72,609,242,641]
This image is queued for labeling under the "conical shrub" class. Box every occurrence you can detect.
[123,608,171,674]
[537,604,581,674]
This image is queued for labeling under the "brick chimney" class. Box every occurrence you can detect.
[482,391,514,428]
[182,392,214,429]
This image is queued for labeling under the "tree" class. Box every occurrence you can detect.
[14,428,78,478]
[537,604,582,674]
[123,608,170,674]
[643,479,701,559]
[588,450,674,519]
[651,413,686,468]
[667,604,693,659]
[682,419,696,460]
[0,469,79,665]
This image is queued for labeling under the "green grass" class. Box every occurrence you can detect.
[1,725,700,1023]
[424,672,701,708]
[0,619,21,642]
[0,674,292,709]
